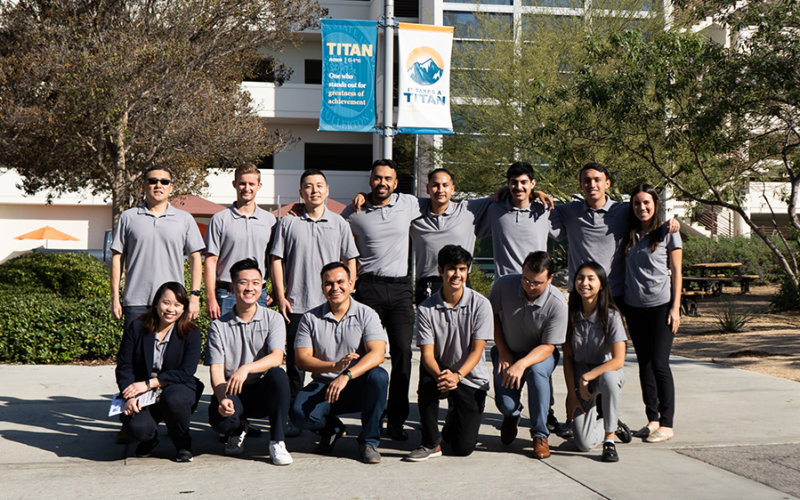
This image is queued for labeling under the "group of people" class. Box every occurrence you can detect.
[112,159,682,465]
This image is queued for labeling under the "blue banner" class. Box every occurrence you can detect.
[319,19,377,132]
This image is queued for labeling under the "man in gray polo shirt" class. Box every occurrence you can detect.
[204,163,277,319]
[489,251,567,459]
[270,169,359,399]
[406,245,493,461]
[476,161,552,279]
[205,258,292,465]
[410,168,492,303]
[291,261,389,464]
[549,162,679,302]
[341,159,421,440]
[111,166,205,330]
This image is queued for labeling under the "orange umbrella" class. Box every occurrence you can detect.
[15,225,79,249]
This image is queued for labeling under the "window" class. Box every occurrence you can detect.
[443,11,513,40]
[304,143,373,171]
[304,59,322,84]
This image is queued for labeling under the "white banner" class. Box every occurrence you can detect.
[396,23,454,135]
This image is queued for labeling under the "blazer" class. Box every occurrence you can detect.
[115,318,202,393]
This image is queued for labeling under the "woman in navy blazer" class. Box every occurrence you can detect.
[116,281,203,462]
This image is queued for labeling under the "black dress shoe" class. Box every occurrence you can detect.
[601,441,619,462]
[135,436,159,457]
[500,414,520,445]
[616,420,632,443]
[314,418,345,454]
[386,424,409,441]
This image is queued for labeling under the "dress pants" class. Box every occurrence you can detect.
[355,278,414,429]
[571,367,625,452]
[417,366,487,456]
[284,312,306,400]
[208,367,290,442]
[121,382,199,451]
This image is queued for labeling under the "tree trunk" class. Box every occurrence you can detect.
[109,108,130,231]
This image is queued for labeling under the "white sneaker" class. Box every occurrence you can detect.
[270,440,293,466]
[225,421,248,456]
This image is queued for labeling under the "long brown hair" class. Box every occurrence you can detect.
[138,282,196,339]
[625,184,663,255]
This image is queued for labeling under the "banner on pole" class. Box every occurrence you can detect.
[397,23,454,135]
[319,19,377,132]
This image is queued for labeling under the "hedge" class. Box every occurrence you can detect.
[0,252,109,299]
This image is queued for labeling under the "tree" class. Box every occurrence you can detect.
[567,0,800,291]
[437,0,667,197]
[0,0,325,225]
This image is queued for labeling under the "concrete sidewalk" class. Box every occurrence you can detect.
[1,352,799,499]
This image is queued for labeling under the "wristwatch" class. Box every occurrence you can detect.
[190,290,201,297]
[145,378,152,389]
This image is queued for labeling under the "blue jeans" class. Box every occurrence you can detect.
[290,367,389,447]
[215,287,268,317]
[491,345,558,438]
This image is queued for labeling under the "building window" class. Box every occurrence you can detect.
[304,143,373,171]
[443,11,513,40]
[305,59,322,84]
[257,155,274,170]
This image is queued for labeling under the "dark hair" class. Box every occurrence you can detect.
[566,261,619,349]
[229,258,262,282]
[625,184,664,255]
[320,261,350,279]
[579,162,611,183]
[437,244,473,269]
[427,168,454,183]
[522,251,554,277]
[506,161,535,181]
[139,282,196,339]
[371,159,398,174]
[144,165,173,180]
[300,168,328,186]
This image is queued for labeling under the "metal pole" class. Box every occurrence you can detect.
[383,0,394,159]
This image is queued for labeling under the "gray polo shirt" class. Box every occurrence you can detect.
[111,203,205,307]
[416,287,493,391]
[341,193,421,277]
[570,308,627,365]
[550,198,629,296]
[624,223,682,308]
[489,277,567,355]
[294,298,388,382]
[475,199,551,278]
[410,198,492,279]
[205,204,277,283]
[205,305,286,384]
[270,207,359,313]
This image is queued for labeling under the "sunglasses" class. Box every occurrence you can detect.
[147,178,171,186]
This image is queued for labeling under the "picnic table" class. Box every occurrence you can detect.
[680,262,760,316]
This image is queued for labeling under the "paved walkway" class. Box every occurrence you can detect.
[1,352,799,499]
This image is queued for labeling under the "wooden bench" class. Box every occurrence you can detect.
[680,289,712,316]
[683,276,734,295]
[737,274,760,293]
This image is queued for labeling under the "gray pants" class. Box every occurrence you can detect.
[572,368,625,452]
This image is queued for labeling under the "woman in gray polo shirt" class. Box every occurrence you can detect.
[563,262,628,462]
[623,185,682,444]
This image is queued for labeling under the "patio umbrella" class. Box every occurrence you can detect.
[15,225,79,249]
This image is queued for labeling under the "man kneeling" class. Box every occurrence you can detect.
[205,258,292,465]
[291,262,389,464]
[407,245,493,461]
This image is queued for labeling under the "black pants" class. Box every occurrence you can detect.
[417,366,486,456]
[355,278,414,428]
[285,312,305,400]
[208,367,290,441]
[624,302,675,427]
[121,382,200,451]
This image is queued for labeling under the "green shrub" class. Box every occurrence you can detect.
[717,300,754,333]
[772,277,800,312]
[682,235,785,284]
[469,265,493,298]
[0,289,122,363]
[0,252,109,299]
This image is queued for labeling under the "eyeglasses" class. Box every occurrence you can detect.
[521,276,545,287]
[147,178,171,186]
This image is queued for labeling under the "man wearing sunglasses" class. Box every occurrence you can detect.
[111,166,205,330]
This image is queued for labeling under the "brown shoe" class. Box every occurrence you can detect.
[533,436,550,459]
